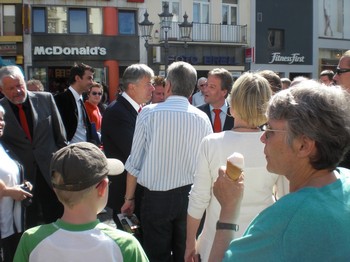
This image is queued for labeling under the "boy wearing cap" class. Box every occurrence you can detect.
[14,142,148,262]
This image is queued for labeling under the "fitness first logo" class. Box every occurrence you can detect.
[269,52,305,64]
[34,46,107,56]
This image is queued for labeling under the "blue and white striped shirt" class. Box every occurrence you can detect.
[125,96,213,191]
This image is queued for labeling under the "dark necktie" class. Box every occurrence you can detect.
[79,99,88,127]
[213,109,222,133]
[138,106,142,113]
[17,104,32,142]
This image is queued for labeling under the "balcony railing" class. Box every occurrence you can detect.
[159,21,247,44]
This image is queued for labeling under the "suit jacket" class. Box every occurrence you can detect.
[54,89,92,142]
[197,103,234,131]
[101,95,138,210]
[0,92,67,186]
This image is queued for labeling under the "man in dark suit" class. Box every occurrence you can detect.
[198,68,234,132]
[101,64,155,228]
[54,63,95,144]
[0,65,67,227]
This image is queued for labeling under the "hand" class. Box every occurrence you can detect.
[184,245,200,262]
[213,167,244,222]
[7,185,33,201]
[121,199,135,216]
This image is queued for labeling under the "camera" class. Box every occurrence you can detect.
[20,184,33,207]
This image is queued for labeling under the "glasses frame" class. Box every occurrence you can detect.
[91,91,102,96]
[261,124,288,139]
[335,68,350,75]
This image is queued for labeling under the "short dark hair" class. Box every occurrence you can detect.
[208,68,233,98]
[68,63,95,85]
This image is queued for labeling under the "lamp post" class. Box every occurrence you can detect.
[138,3,193,75]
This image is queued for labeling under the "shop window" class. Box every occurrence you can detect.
[268,29,284,50]
[1,5,15,36]
[119,10,136,35]
[47,7,67,34]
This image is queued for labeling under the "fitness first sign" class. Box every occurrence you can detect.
[269,52,305,64]
[34,46,107,56]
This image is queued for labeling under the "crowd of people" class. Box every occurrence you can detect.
[0,49,350,261]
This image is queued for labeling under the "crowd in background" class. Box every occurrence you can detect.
[1,50,350,261]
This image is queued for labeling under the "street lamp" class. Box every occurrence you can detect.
[138,3,193,75]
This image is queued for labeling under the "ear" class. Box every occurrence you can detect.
[295,135,316,158]
[97,180,108,197]
[164,80,172,97]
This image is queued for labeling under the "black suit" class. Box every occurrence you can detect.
[197,103,234,131]
[1,92,67,227]
[101,95,143,228]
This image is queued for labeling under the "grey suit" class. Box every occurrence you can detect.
[0,91,67,227]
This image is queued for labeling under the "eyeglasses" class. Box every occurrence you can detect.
[335,68,350,75]
[91,92,102,96]
[95,180,112,189]
[262,124,287,139]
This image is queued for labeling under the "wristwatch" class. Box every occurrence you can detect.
[216,221,239,231]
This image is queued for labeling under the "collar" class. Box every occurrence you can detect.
[209,100,228,113]
[122,92,141,112]
[69,86,83,102]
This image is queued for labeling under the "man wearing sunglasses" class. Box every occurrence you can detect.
[335,50,350,169]
[333,50,350,92]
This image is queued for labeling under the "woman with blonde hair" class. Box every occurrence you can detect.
[185,72,289,262]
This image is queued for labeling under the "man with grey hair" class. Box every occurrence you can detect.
[121,61,213,261]
[191,77,207,106]
[101,63,155,228]
[0,65,67,228]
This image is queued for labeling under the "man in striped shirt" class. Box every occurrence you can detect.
[121,61,213,262]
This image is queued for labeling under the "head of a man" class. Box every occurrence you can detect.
[50,142,124,210]
[333,50,350,92]
[27,79,44,92]
[0,66,27,104]
[121,64,155,105]
[165,61,197,99]
[68,63,95,95]
[197,77,207,93]
[151,76,165,103]
[87,82,103,106]
[319,70,334,86]
[258,70,282,94]
[203,68,232,108]
[261,81,350,181]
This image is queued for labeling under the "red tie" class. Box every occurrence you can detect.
[213,109,222,133]
[138,106,142,113]
[17,104,32,142]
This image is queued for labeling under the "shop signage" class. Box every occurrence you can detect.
[269,52,305,64]
[33,46,107,56]
[168,55,236,65]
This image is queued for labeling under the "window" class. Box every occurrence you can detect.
[33,8,46,33]
[119,10,136,35]
[69,9,87,33]
[193,0,209,24]
[1,5,15,36]
[162,1,180,22]
[32,7,102,34]
[222,0,238,25]
[268,29,284,50]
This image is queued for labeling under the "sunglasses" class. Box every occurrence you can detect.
[335,68,350,75]
[91,92,102,96]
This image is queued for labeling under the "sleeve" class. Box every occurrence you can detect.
[124,110,148,178]
[50,93,68,148]
[188,136,214,219]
